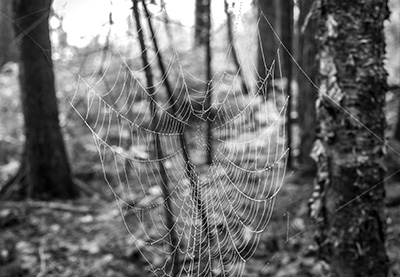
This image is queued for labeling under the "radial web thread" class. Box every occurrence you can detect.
[70,3,288,276]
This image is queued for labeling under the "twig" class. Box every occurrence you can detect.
[389,85,400,91]
[73,178,96,197]
[300,0,320,34]
[0,161,27,200]
[142,0,197,176]
[141,1,175,114]
[0,200,92,213]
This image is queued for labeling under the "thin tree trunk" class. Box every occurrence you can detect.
[224,0,248,95]
[191,0,215,271]
[0,0,18,67]
[203,12,215,269]
[281,0,293,168]
[14,0,76,199]
[393,89,400,141]
[141,2,211,275]
[310,1,389,276]
[256,0,278,99]
[194,0,210,47]
[140,2,213,275]
[204,0,213,166]
[131,1,180,275]
[297,0,317,172]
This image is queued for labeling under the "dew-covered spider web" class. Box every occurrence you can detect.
[70,1,288,276]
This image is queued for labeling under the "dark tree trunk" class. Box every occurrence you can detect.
[394,91,400,141]
[296,0,317,172]
[256,0,278,99]
[281,0,293,168]
[194,0,211,47]
[310,1,389,276]
[132,1,182,274]
[224,0,248,95]
[203,0,213,165]
[0,0,18,67]
[13,0,76,199]
[280,0,293,78]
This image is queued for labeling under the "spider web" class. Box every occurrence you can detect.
[70,2,288,276]
[0,0,397,275]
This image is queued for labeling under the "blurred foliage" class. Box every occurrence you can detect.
[385,0,400,86]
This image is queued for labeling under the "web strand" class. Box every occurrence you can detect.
[70,5,288,274]
[67,1,393,276]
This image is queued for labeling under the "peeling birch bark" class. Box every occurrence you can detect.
[310,1,390,276]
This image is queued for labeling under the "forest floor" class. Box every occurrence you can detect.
[1,67,400,277]
[0,172,399,277]
[1,30,400,277]
[1,1,400,275]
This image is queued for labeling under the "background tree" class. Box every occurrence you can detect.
[0,0,18,67]
[296,0,317,172]
[392,87,400,141]
[280,0,293,80]
[11,0,77,199]
[256,0,278,98]
[281,0,293,168]
[310,0,389,276]
[204,0,213,165]
[256,0,293,165]
[224,0,249,95]
[194,0,211,46]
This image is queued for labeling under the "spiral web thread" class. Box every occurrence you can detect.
[70,2,288,276]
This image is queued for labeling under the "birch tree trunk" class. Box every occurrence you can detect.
[310,0,389,276]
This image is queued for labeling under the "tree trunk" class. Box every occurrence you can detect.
[310,1,389,276]
[0,0,18,67]
[14,0,77,199]
[198,0,213,165]
[256,0,278,99]
[393,89,400,141]
[281,0,293,168]
[296,0,317,172]
[194,0,211,47]
[280,0,293,79]
[224,0,248,95]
